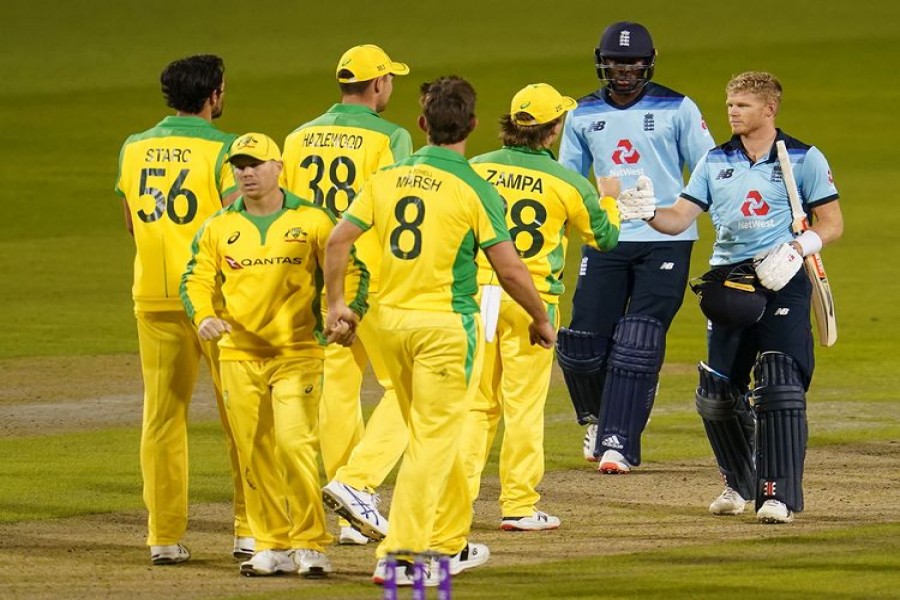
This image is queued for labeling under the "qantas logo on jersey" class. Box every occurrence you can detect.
[483,169,544,193]
[611,139,640,164]
[740,190,770,217]
[224,255,303,269]
[284,227,308,243]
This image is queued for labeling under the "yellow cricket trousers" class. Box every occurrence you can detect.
[461,300,558,517]
[320,297,408,488]
[375,306,483,557]
[135,310,249,546]
[219,357,332,551]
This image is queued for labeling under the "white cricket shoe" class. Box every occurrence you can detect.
[709,487,747,516]
[339,525,370,545]
[150,543,190,565]
[322,480,388,541]
[583,423,599,462]
[292,548,332,579]
[233,536,255,560]
[447,542,490,575]
[500,511,561,531]
[598,449,631,474]
[757,499,794,524]
[239,549,295,577]
[372,558,438,587]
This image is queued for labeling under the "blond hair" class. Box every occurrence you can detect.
[726,71,782,110]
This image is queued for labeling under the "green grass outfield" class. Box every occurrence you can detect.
[1,0,899,597]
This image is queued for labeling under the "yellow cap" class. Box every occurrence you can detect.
[336,44,410,83]
[228,133,282,162]
[509,83,577,126]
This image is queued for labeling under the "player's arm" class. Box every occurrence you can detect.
[180,223,229,340]
[789,200,843,257]
[483,241,555,348]
[570,176,620,252]
[558,113,592,177]
[324,219,365,344]
[316,212,370,320]
[646,197,703,235]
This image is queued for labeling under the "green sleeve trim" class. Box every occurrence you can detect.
[343,213,371,231]
[389,128,413,161]
[347,245,370,318]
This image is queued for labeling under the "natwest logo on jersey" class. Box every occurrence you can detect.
[611,139,640,165]
[740,190,770,217]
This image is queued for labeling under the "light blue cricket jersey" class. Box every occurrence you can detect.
[681,130,839,266]
[559,82,714,242]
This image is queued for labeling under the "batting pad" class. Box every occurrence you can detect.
[695,362,756,500]
[556,328,607,425]
[753,351,808,513]
[597,315,664,466]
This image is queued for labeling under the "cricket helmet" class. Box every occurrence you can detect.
[595,21,656,94]
[690,264,770,330]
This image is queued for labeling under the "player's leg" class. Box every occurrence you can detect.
[496,301,558,529]
[319,335,367,481]
[198,331,253,557]
[557,245,628,460]
[136,310,199,561]
[596,241,692,472]
[460,299,504,502]
[270,356,333,577]
[220,360,296,576]
[753,272,814,523]
[379,309,480,556]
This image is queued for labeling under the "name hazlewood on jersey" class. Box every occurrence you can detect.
[301,132,364,149]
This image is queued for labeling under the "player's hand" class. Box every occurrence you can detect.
[753,243,803,291]
[528,319,557,349]
[197,317,231,341]
[325,304,359,346]
[596,175,621,199]
[617,175,657,221]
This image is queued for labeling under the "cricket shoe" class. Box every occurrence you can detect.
[339,525,370,545]
[709,487,747,516]
[757,500,794,524]
[372,558,438,587]
[598,449,631,474]
[150,543,190,565]
[322,480,388,541]
[239,549,296,577]
[233,536,255,560]
[500,511,561,531]
[446,542,490,575]
[292,548,332,579]
[583,423,599,462]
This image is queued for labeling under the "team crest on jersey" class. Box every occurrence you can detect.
[227,231,241,244]
[770,165,784,184]
[611,139,640,164]
[284,227,308,243]
[643,113,655,132]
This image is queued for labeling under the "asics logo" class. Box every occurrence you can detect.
[343,485,382,525]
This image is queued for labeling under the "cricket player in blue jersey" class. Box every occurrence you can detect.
[556,21,715,473]
[619,71,843,523]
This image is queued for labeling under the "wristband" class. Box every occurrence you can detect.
[794,229,822,256]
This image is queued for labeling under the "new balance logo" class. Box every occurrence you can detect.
[715,168,734,180]
[601,434,624,450]
[659,262,675,270]
[588,120,606,132]
[774,308,790,316]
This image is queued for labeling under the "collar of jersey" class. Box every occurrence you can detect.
[157,115,216,129]
[723,128,787,163]
[412,145,467,163]
[229,189,300,212]
[503,145,555,159]
[328,103,379,117]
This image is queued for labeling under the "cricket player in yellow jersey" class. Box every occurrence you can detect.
[324,76,556,587]
[181,133,368,577]
[114,54,251,565]
[462,83,621,531]
[281,44,412,545]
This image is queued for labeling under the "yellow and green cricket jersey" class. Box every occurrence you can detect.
[115,115,238,311]
[343,146,510,314]
[470,146,620,304]
[180,191,369,361]
[282,104,413,293]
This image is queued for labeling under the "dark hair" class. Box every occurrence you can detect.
[160,54,225,114]
[499,114,560,149]
[337,71,375,96]
[419,76,476,145]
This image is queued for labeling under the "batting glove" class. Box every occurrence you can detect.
[753,243,803,291]
[617,175,657,221]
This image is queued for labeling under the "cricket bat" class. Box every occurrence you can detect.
[775,140,837,346]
